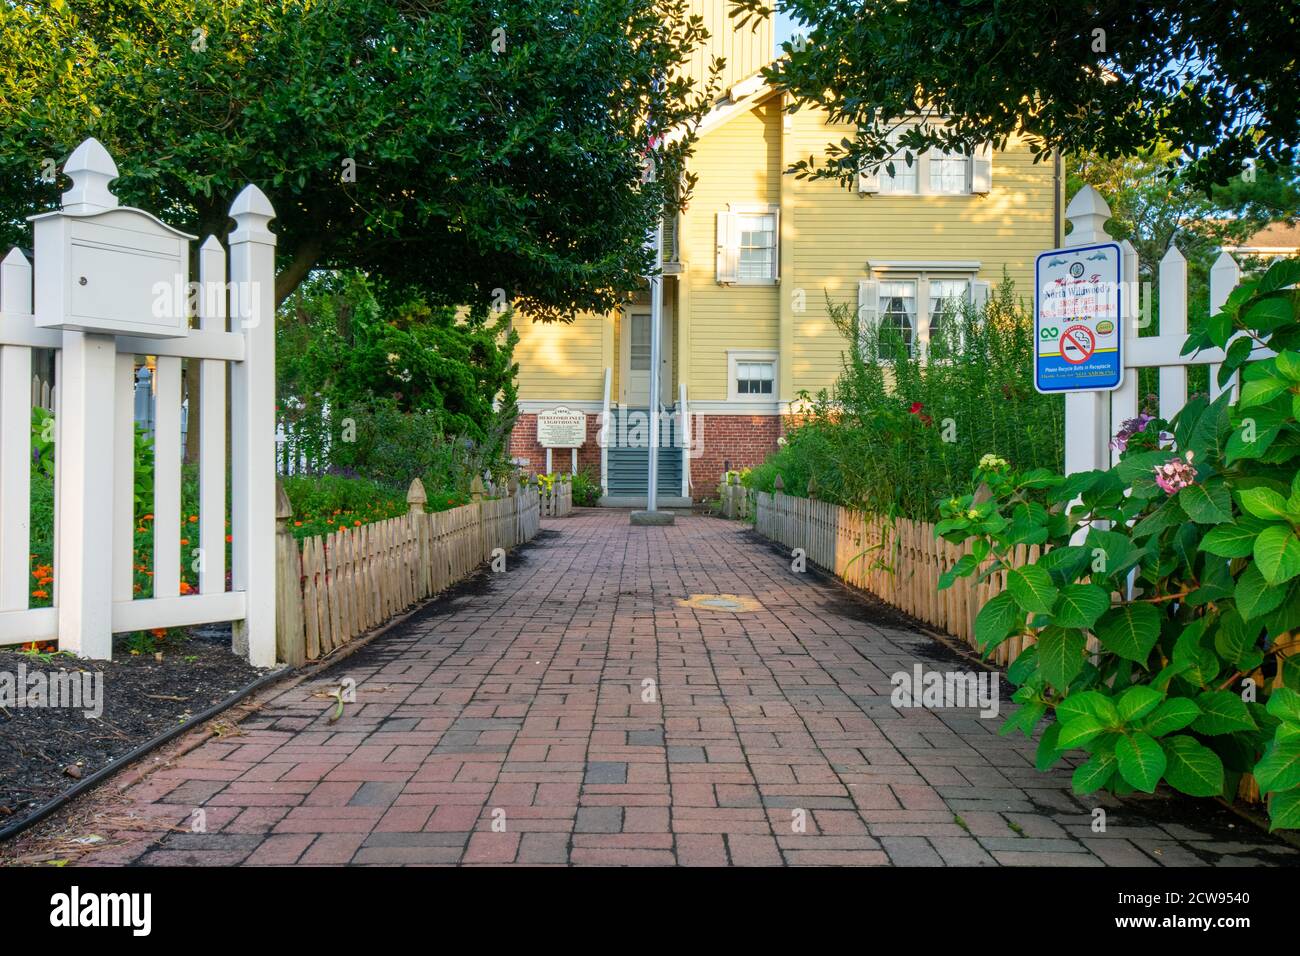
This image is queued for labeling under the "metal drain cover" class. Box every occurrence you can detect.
[678,593,762,613]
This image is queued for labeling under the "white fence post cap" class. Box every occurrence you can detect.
[229,184,277,244]
[1064,185,1110,245]
[62,138,120,214]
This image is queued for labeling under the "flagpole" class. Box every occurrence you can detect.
[646,217,663,514]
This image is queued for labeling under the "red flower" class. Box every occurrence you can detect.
[908,402,934,427]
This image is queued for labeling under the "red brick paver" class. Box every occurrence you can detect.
[58,514,1300,866]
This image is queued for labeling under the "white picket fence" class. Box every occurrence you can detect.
[0,139,278,665]
[1061,186,1268,475]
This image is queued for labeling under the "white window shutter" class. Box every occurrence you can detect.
[971,143,993,194]
[970,278,991,312]
[858,166,880,194]
[770,209,781,281]
[716,211,738,284]
[857,279,879,352]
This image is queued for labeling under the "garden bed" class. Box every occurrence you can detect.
[0,626,266,834]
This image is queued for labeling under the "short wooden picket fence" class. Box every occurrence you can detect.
[754,489,1040,666]
[276,479,544,664]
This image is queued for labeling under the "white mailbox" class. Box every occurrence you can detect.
[29,139,196,338]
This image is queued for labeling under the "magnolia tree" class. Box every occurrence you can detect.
[937,257,1300,829]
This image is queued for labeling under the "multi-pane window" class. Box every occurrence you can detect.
[927,279,968,358]
[879,280,917,360]
[629,313,651,371]
[929,151,968,194]
[878,151,919,194]
[736,361,774,395]
[736,213,777,281]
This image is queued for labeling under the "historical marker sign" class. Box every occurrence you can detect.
[1034,241,1124,393]
[536,406,587,448]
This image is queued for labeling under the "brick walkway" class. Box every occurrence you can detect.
[37,513,1300,866]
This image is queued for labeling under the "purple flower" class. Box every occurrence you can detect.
[1111,413,1155,452]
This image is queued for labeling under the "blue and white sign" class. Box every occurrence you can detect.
[1034,242,1124,393]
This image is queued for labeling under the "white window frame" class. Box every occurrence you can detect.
[727,349,779,403]
[858,265,991,363]
[859,120,992,196]
[717,203,780,285]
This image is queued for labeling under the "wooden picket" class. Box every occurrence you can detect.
[754,489,1040,665]
[275,478,542,662]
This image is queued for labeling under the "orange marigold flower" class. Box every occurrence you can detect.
[179,581,193,594]
[180,538,189,546]
[143,514,154,521]
[188,515,198,523]
[150,627,167,638]
[31,589,48,599]
[225,534,233,543]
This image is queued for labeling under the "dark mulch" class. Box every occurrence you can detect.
[0,626,265,832]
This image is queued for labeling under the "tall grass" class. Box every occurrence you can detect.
[745,275,1064,520]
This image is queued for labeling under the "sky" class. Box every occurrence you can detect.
[774,10,802,49]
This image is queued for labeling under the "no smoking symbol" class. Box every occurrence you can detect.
[1060,325,1095,365]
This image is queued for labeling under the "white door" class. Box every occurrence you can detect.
[620,307,672,407]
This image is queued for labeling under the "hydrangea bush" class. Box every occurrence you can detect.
[936,256,1300,830]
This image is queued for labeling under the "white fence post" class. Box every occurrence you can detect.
[228,185,278,668]
[1209,251,1244,401]
[0,249,33,612]
[1062,186,1113,477]
[198,236,228,596]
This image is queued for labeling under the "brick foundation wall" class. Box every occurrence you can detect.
[689,414,781,496]
[509,413,602,477]
[511,410,783,497]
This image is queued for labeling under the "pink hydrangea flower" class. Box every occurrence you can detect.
[1154,451,1196,494]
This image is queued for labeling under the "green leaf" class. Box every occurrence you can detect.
[1237,562,1288,621]
[1239,373,1290,407]
[1035,721,1065,771]
[1213,609,1258,668]
[1094,603,1161,663]
[1058,714,1108,749]
[1267,687,1300,726]
[1082,529,1139,579]
[1276,350,1300,382]
[1244,296,1296,334]
[1161,735,1225,797]
[1116,732,1166,792]
[1254,739,1300,793]
[1142,698,1201,737]
[1258,258,1300,295]
[1200,520,1266,558]
[1178,482,1233,524]
[939,552,979,590]
[1072,751,1117,795]
[1057,690,1119,726]
[1192,690,1257,735]
[1116,685,1164,723]
[1255,525,1300,585]
[1037,626,1087,689]
[1238,486,1291,521]
[1269,789,1300,831]
[1052,583,1110,629]
[1006,564,1058,614]
[974,591,1022,652]
[1131,498,1186,540]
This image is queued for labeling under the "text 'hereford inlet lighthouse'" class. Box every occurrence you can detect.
[507,0,1062,506]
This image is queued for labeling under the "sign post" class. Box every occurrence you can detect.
[536,406,586,475]
[1039,186,1125,479]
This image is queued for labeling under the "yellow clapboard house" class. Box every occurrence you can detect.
[508,2,1063,504]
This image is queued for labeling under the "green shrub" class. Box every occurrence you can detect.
[937,256,1300,830]
[571,469,601,507]
[746,274,1063,519]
